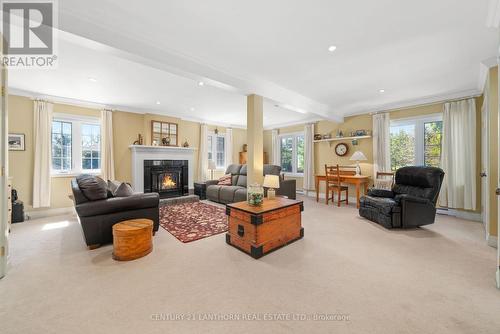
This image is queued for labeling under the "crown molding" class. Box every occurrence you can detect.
[478,57,498,92]
[487,0,500,28]
[343,88,482,118]
[8,88,247,129]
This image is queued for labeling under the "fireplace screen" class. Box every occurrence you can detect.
[143,160,189,198]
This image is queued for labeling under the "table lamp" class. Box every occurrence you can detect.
[208,160,216,180]
[350,151,367,175]
[263,174,280,199]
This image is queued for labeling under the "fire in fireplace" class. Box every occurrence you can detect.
[161,174,177,190]
[143,160,188,198]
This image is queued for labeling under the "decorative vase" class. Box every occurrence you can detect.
[247,183,264,206]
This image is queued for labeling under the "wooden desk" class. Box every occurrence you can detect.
[315,175,370,208]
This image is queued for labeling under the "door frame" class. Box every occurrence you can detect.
[0,64,8,279]
[481,78,490,239]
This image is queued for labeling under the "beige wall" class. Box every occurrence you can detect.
[8,94,247,211]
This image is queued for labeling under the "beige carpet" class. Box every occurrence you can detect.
[1,195,499,334]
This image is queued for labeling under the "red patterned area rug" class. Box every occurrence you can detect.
[159,202,227,243]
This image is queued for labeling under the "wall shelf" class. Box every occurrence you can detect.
[313,135,371,143]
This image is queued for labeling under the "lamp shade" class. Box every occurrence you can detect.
[208,160,216,170]
[350,151,367,161]
[263,174,280,188]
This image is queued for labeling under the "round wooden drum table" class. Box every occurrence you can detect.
[112,219,153,261]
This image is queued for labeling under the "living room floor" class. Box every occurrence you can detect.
[1,195,499,334]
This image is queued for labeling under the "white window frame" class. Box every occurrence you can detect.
[279,132,305,177]
[390,113,443,168]
[51,113,101,177]
[207,131,226,170]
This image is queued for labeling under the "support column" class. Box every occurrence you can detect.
[247,94,264,186]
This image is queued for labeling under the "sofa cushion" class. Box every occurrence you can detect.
[76,174,108,201]
[236,175,247,187]
[234,188,247,203]
[220,186,245,203]
[225,164,243,186]
[206,185,222,202]
[360,196,400,215]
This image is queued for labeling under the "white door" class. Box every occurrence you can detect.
[481,94,489,236]
[0,65,8,279]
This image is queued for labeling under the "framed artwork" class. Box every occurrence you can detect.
[8,133,25,151]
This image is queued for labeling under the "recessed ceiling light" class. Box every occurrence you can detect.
[156,101,161,105]
[379,89,385,93]
[198,81,204,86]
[190,107,195,111]
[88,77,97,82]
[328,45,337,52]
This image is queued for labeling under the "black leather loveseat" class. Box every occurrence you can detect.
[359,166,444,229]
[71,174,160,249]
[205,164,296,204]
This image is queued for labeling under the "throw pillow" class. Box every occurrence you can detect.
[114,182,134,197]
[217,174,232,186]
[76,174,108,201]
[107,180,121,197]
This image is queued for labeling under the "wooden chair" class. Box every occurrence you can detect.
[374,171,395,189]
[325,164,349,207]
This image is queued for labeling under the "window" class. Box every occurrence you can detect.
[207,132,226,169]
[51,114,101,175]
[390,115,442,171]
[279,133,304,175]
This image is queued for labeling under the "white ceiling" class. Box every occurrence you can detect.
[8,0,499,126]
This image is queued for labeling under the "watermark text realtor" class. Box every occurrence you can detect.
[1,0,58,68]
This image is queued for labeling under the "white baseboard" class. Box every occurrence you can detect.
[26,207,75,220]
[496,268,500,289]
[487,235,498,248]
[438,208,482,222]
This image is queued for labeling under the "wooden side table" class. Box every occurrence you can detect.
[194,182,207,200]
[112,219,153,261]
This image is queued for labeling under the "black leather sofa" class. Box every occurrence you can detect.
[205,164,296,204]
[71,175,160,249]
[359,166,444,229]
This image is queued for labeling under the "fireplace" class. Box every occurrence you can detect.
[144,160,189,198]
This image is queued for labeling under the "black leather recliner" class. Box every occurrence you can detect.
[359,166,445,229]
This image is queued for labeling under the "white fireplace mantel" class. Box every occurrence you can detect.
[129,145,197,192]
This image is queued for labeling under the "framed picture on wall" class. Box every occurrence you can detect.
[8,133,25,151]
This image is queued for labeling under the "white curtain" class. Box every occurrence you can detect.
[271,129,280,165]
[439,98,476,210]
[198,124,209,181]
[100,109,115,181]
[225,128,233,167]
[372,113,391,176]
[303,123,315,194]
[33,100,53,208]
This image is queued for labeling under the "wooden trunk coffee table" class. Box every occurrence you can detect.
[225,198,304,259]
[112,219,153,261]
